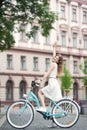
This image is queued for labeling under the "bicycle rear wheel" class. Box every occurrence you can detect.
[52,99,79,128]
[6,100,34,129]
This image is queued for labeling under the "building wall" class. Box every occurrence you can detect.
[0,0,87,104]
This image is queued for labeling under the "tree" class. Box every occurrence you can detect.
[60,65,73,96]
[0,0,57,51]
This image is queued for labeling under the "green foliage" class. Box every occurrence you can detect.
[0,0,57,51]
[82,76,87,86]
[60,65,73,95]
[79,59,87,74]
[84,59,87,74]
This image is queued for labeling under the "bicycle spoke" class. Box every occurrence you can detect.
[6,101,34,129]
[52,99,79,128]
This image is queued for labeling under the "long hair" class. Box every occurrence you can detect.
[57,55,63,76]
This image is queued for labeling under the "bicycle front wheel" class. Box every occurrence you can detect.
[52,99,79,128]
[6,101,34,129]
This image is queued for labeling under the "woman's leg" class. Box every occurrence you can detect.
[38,90,46,108]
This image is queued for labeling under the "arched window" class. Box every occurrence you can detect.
[73,82,78,101]
[85,87,87,99]
[19,81,26,98]
[6,80,13,100]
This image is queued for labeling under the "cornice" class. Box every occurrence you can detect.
[0,72,83,80]
[67,0,87,5]
[81,27,87,33]
[9,47,53,55]
[0,72,43,77]
[71,26,80,32]
[59,24,68,30]
[4,46,87,58]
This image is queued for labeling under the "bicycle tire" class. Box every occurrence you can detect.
[6,100,34,129]
[52,99,79,128]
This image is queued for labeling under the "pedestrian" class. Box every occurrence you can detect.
[36,42,63,113]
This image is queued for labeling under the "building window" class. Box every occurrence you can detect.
[83,35,87,49]
[72,33,77,48]
[19,81,26,98]
[45,58,50,71]
[7,54,13,69]
[32,30,39,43]
[86,87,87,99]
[20,56,26,69]
[61,31,66,46]
[61,5,65,19]
[20,24,27,41]
[33,57,39,70]
[83,10,87,23]
[6,80,13,100]
[73,61,78,73]
[72,8,77,21]
[73,82,78,101]
[45,35,50,45]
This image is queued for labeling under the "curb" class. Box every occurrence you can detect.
[0,115,6,127]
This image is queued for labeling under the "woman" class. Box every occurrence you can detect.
[36,42,63,112]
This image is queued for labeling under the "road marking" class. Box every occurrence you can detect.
[0,115,6,127]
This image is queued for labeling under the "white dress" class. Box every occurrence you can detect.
[41,62,62,101]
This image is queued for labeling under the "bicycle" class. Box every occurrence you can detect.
[6,81,80,129]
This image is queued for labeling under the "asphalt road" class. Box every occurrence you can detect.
[0,112,87,130]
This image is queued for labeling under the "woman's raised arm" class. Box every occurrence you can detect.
[52,42,57,57]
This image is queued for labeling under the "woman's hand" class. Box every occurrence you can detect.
[35,79,41,84]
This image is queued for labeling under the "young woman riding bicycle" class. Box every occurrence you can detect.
[36,42,63,113]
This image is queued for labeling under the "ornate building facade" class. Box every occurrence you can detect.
[0,0,87,104]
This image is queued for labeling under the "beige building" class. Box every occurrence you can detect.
[0,0,87,104]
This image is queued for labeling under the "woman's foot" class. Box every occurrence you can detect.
[48,122,57,128]
[36,107,46,112]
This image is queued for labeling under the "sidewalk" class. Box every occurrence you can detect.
[0,107,7,127]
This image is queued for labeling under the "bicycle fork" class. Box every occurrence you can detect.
[19,101,28,116]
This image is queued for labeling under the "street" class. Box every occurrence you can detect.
[0,112,87,130]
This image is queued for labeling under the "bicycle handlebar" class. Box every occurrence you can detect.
[31,81,40,88]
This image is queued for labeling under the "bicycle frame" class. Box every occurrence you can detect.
[23,90,65,118]
[27,90,40,108]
